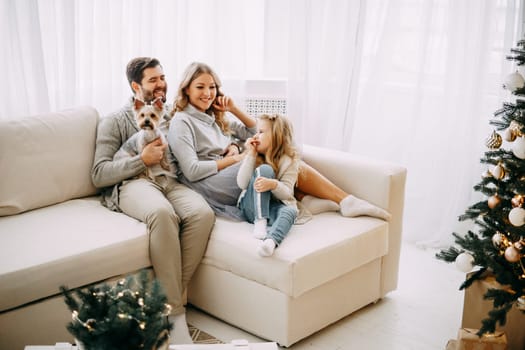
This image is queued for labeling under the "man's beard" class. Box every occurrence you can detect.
[142,88,167,103]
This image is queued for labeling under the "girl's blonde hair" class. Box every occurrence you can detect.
[257,114,299,173]
[172,62,230,134]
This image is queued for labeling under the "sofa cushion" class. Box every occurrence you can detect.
[0,106,99,216]
[205,212,388,298]
[0,197,150,312]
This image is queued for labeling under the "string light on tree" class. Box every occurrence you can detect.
[60,270,173,350]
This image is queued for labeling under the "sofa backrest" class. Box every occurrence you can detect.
[0,106,99,216]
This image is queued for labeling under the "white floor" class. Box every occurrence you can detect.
[186,242,466,350]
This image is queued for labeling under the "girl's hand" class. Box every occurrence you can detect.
[213,95,235,112]
[254,177,277,192]
[244,137,258,156]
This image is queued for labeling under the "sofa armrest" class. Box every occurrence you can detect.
[301,144,407,296]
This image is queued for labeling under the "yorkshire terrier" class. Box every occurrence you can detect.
[114,97,174,179]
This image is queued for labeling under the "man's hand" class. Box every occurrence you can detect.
[141,138,167,166]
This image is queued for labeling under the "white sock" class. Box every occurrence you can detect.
[253,218,267,239]
[257,239,276,257]
[339,195,391,220]
[168,313,193,344]
[301,195,340,214]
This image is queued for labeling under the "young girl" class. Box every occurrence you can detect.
[237,114,308,257]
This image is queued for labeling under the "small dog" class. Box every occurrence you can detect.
[114,97,174,180]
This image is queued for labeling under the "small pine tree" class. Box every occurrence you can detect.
[436,39,525,336]
[60,269,173,350]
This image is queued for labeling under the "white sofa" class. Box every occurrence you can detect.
[0,106,407,349]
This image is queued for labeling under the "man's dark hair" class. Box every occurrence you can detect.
[126,57,162,92]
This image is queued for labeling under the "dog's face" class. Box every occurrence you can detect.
[133,98,164,130]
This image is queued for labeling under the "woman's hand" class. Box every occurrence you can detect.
[213,95,235,112]
[223,143,240,157]
[213,94,256,128]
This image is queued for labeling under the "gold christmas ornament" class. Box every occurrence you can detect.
[504,245,521,262]
[491,163,506,180]
[492,232,506,247]
[485,130,503,149]
[512,136,525,159]
[504,127,517,142]
[510,120,524,138]
[509,207,525,226]
[517,296,525,311]
[488,194,502,209]
[512,194,525,208]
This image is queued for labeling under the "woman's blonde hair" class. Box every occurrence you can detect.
[172,62,230,134]
[257,114,299,173]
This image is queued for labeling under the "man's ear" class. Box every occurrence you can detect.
[131,81,141,94]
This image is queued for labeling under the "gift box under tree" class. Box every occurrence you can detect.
[461,272,524,350]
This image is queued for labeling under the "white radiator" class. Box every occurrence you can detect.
[244,97,287,117]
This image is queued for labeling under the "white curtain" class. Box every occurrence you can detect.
[1,0,264,119]
[287,0,522,245]
[2,0,522,246]
[354,0,521,245]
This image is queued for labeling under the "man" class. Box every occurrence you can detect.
[91,57,215,344]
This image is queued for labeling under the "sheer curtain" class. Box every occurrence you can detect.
[2,0,522,245]
[1,0,262,119]
[351,0,522,245]
[287,0,522,245]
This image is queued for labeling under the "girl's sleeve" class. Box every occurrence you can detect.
[271,158,299,200]
[237,154,256,190]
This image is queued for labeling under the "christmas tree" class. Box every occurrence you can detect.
[436,39,525,336]
[60,269,172,350]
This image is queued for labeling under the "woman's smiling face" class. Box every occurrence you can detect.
[185,73,217,112]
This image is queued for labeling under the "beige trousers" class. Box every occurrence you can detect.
[118,176,215,315]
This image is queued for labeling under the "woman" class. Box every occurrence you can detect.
[168,62,254,219]
[168,62,390,220]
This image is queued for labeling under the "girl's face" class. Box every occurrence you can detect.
[185,73,217,112]
[254,119,272,154]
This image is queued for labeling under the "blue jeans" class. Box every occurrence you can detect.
[239,164,297,245]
